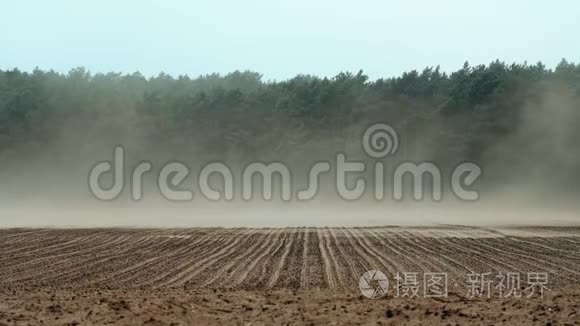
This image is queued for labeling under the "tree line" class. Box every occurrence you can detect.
[1,59,579,190]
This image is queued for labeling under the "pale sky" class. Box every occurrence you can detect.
[1,0,578,80]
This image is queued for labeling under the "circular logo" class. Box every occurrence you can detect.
[359,270,390,299]
[362,123,399,158]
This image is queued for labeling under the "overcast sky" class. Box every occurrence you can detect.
[1,0,578,80]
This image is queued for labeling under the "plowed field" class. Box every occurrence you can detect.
[1,227,579,325]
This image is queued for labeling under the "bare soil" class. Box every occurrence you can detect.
[0,227,579,325]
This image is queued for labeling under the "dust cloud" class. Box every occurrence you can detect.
[1,80,579,228]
